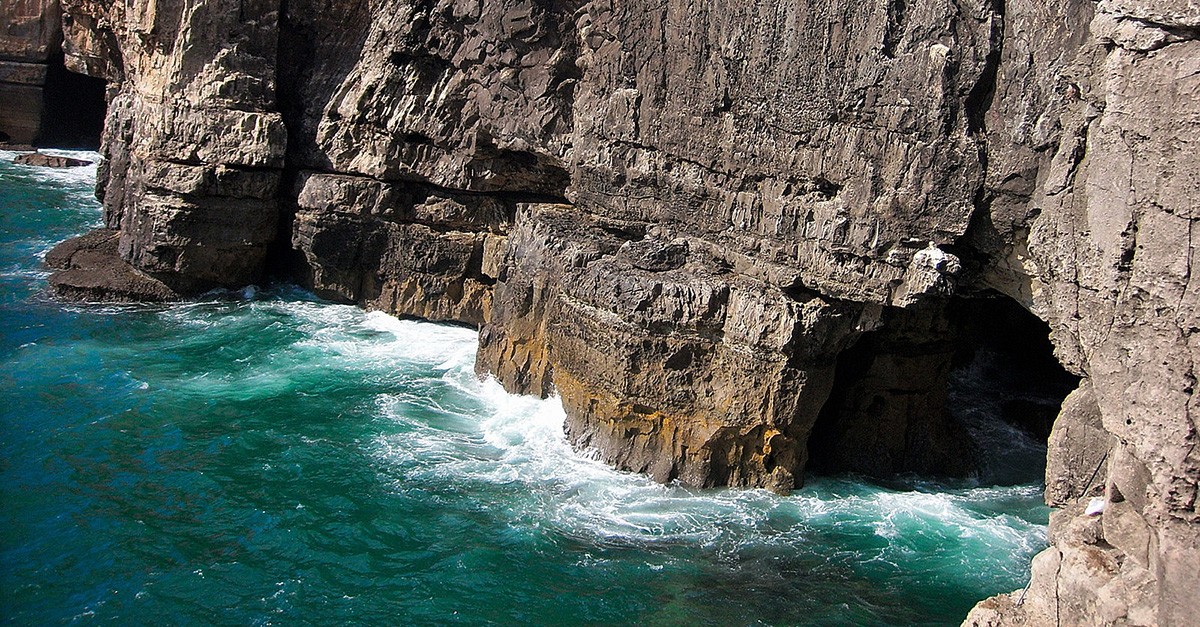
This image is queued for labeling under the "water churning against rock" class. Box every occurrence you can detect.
[2,152,1047,624]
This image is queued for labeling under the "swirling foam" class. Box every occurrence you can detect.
[0,149,102,189]
[347,307,1049,591]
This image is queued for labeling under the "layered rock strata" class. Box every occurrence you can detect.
[0,0,62,145]
[9,0,1198,623]
[41,0,287,297]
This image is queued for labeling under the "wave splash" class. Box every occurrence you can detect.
[1,149,1047,624]
[327,301,1050,592]
[0,149,102,186]
[168,291,1046,600]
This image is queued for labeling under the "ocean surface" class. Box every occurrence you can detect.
[0,151,1048,625]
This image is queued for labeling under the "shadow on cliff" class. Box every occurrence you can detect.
[37,52,107,150]
[266,0,373,279]
[807,294,1079,488]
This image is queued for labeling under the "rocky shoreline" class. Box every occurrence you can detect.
[3,0,1197,623]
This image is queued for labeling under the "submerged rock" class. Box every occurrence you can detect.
[14,152,92,168]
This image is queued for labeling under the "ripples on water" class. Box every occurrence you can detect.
[0,151,1047,625]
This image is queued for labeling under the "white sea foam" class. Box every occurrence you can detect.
[98,267,1048,590]
[158,295,485,403]
[360,315,1047,583]
[0,149,102,189]
[2,149,104,268]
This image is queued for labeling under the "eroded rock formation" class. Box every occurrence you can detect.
[1,0,105,148]
[9,0,1198,623]
[1,0,62,145]
[13,151,92,166]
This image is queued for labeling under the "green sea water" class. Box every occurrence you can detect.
[0,151,1048,625]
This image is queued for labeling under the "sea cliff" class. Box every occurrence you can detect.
[4,0,1196,623]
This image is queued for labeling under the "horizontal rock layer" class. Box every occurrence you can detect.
[7,0,1197,623]
[0,0,61,144]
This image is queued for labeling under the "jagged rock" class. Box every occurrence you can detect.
[43,0,287,295]
[1045,381,1111,507]
[620,237,690,272]
[479,205,865,492]
[966,501,1163,627]
[9,0,1196,622]
[13,152,92,168]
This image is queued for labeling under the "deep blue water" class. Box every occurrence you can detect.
[0,151,1047,625]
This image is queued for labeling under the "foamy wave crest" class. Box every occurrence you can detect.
[155,291,483,402]
[1,149,104,269]
[1,149,102,189]
[369,319,1048,587]
[83,285,1044,593]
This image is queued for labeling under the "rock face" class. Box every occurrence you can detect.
[0,0,105,148]
[51,0,287,294]
[44,228,178,302]
[8,0,1198,623]
[0,0,62,145]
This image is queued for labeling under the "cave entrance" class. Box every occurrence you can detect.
[807,293,1080,486]
[36,52,107,149]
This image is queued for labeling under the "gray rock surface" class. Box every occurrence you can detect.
[5,0,1197,623]
[44,228,180,301]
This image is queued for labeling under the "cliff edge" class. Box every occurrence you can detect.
[9,0,1197,623]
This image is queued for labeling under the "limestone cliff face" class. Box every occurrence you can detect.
[0,0,62,145]
[17,0,1199,623]
[964,1,1200,623]
[46,0,287,296]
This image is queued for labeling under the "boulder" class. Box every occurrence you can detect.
[13,152,93,168]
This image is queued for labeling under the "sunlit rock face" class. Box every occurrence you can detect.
[13,0,1197,623]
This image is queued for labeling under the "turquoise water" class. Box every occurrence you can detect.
[0,152,1047,625]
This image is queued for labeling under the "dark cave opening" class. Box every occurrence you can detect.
[943,295,1081,485]
[807,294,1080,486]
[36,52,107,150]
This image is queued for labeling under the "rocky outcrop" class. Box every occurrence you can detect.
[9,0,1197,623]
[960,0,1200,622]
[46,0,286,294]
[13,151,92,167]
[479,204,866,490]
[43,1,1000,483]
[44,228,179,302]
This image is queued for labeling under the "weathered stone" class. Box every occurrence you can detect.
[1046,380,1111,506]
[0,60,48,85]
[44,229,179,302]
[39,0,287,297]
[290,170,510,326]
[10,0,1196,621]
[13,152,92,167]
[477,205,869,492]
